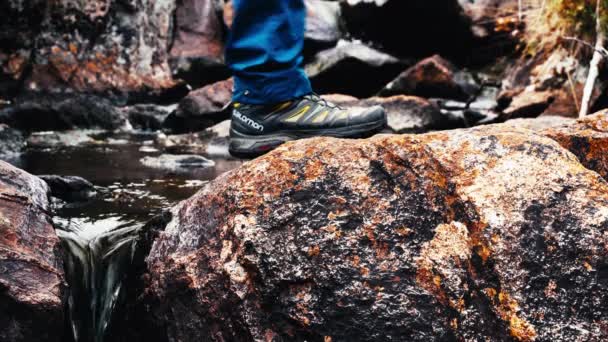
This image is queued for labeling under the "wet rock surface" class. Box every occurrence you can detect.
[39,175,96,203]
[159,120,231,157]
[0,95,127,131]
[140,154,215,171]
[133,112,608,341]
[0,161,66,342]
[121,105,176,131]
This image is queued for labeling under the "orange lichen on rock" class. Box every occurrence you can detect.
[542,110,608,180]
[141,113,608,341]
[416,222,470,307]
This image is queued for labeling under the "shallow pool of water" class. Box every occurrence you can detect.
[12,128,244,342]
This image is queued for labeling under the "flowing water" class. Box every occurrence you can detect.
[12,129,243,342]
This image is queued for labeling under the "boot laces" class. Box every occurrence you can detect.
[303,93,343,110]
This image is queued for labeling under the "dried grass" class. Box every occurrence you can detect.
[522,0,608,56]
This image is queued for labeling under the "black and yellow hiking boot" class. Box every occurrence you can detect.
[229,94,386,157]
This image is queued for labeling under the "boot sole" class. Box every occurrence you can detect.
[229,119,387,158]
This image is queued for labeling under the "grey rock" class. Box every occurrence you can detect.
[122,104,176,131]
[324,94,456,133]
[305,0,343,46]
[306,40,407,97]
[0,124,25,161]
[0,95,128,131]
[38,175,96,202]
[140,154,215,171]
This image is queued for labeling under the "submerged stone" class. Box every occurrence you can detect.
[140,154,215,171]
[39,175,96,202]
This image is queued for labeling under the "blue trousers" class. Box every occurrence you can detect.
[225,0,312,104]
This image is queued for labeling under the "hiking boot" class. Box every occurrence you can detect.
[229,94,386,157]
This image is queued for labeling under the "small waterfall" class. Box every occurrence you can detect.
[56,218,142,342]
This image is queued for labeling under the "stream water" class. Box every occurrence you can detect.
[11,129,243,342]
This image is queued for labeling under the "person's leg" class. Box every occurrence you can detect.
[226,0,387,158]
[226,0,312,104]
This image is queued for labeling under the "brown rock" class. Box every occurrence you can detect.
[501,90,555,120]
[378,55,477,101]
[136,111,608,341]
[0,0,179,98]
[170,0,224,61]
[163,78,233,134]
[169,0,230,89]
[501,48,605,119]
[178,78,234,117]
[542,109,608,180]
[0,161,66,342]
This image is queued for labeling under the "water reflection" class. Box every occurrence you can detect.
[15,129,244,342]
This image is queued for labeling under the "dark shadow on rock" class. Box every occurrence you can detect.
[306,41,408,98]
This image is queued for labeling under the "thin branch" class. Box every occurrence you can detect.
[579,0,606,118]
[560,36,608,57]
[566,70,580,113]
[518,0,523,21]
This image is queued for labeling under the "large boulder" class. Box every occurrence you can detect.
[0,161,66,341]
[0,0,180,99]
[138,112,608,341]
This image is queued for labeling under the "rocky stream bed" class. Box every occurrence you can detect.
[2,0,608,341]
